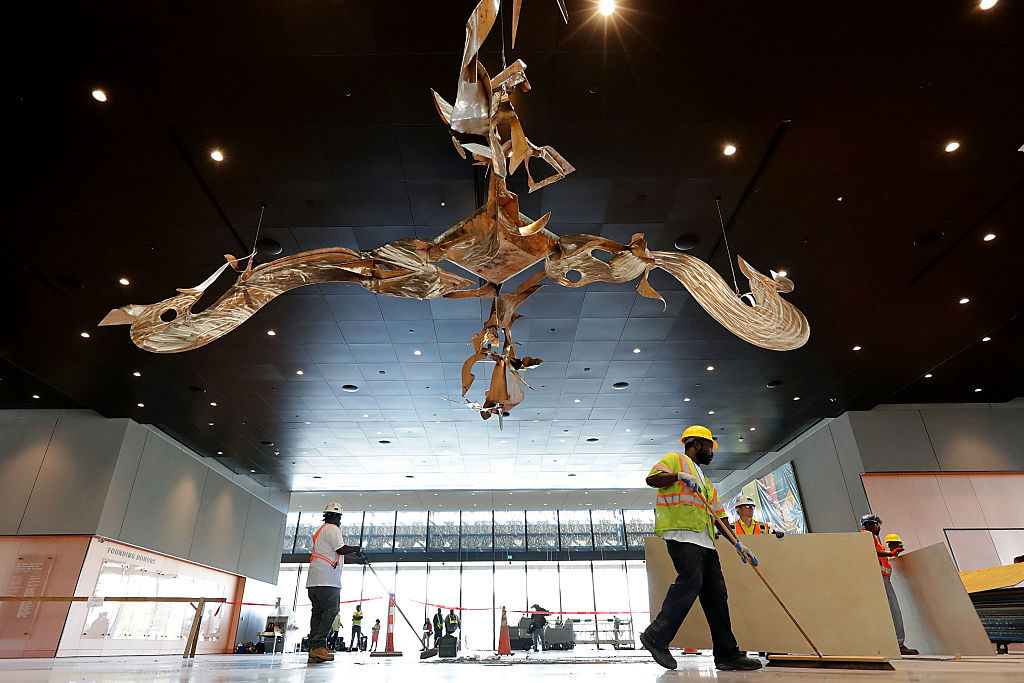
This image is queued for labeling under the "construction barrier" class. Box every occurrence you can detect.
[369,593,402,657]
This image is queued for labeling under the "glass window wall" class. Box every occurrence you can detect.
[460,511,493,552]
[395,511,427,552]
[592,509,626,550]
[362,511,396,552]
[526,510,558,550]
[493,511,526,551]
[428,511,460,551]
[558,510,593,550]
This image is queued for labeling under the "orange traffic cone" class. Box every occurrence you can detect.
[370,594,402,657]
[683,648,700,655]
[497,606,512,655]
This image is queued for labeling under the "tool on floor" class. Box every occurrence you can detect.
[359,553,439,660]
[691,487,894,671]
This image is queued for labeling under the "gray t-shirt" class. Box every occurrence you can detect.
[305,523,345,588]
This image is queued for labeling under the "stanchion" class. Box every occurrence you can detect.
[497,605,512,655]
[370,593,402,657]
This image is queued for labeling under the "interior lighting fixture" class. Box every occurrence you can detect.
[266,329,276,335]
[836,196,843,202]
[852,345,862,351]
[958,297,970,305]
[132,371,141,377]
[217,451,223,455]
[980,0,998,10]
[632,347,641,354]
[982,336,991,342]
[118,277,130,286]
[250,469,256,473]
[208,422,214,426]
[295,369,304,375]
[598,0,615,16]
[706,365,714,371]
[776,270,788,277]
[683,397,690,401]
[625,428,631,432]
[723,144,737,156]
[573,398,581,403]
[137,403,145,407]
[944,141,960,153]
[91,89,107,102]
[793,396,801,401]
[983,233,996,242]
[210,149,225,162]
[708,410,715,415]
[305,421,311,424]
[413,349,422,356]
[210,402,217,406]
[924,373,933,378]
[749,427,756,431]
[974,388,982,393]
[362,414,369,418]
[32,394,40,399]
[80,331,90,338]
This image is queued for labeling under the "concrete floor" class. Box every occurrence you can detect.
[0,651,1022,682]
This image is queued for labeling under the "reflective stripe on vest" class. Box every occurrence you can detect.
[861,529,892,577]
[734,519,763,535]
[310,523,340,569]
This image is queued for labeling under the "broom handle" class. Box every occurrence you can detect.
[693,488,823,658]
[362,558,426,643]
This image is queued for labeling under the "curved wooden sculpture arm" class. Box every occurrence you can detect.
[544,233,810,351]
[98,245,474,354]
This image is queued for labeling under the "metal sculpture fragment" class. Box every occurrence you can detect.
[100,0,810,420]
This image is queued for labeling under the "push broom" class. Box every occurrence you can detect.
[690,487,894,671]
[358,553,440,659]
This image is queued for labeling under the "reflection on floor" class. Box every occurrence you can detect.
[0,651,1022,681]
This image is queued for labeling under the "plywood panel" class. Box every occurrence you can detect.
[935,475,988,527]
[645,533,899,657]
[968,474,1024,528]
[889,543,993,655]
[959,562,1024,593]
[898,474,952,551]
[849,410,940,472]
[0,419,55,534]
[921,406,1024,471]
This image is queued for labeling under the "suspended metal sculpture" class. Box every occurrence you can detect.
[100,0,810,421]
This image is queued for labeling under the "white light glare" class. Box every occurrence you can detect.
[91,89,107,102]
[210,149,225,162]
[723,144,737,156]
[599,0,615,17]
[944,141,960,153]
[980,0,998,10]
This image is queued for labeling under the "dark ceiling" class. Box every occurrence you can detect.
[4,0,1023,491]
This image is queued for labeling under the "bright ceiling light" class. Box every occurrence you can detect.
[208,422,214,426]
[982,336,991,342]
[632,347,641,354]
[958,297,970,305]
[413,349,422,356]
[723,144,737,156]
[598,0,615,16]
[80,331,90,338]
[983,233,996,242]
[793,396,801,401]
[749,427,756,431]
[836,196,843,202]
[852,345,862,351]
[683,397,690,402]
[776,270,788,277]
[573,398,581,403]
[250,469,256,473]
[625,428,631,432]
[944,141,960,153]
[708,410,715,415]
[32,394,40,399]
[305,421,311,424]
[91,89,107,102]
[706,365,714,371]
[132,371,141,377]
[210,402,217,406]
[266,329,276,335]
[974,388,982,393]
[210,149,225,162]
[118,277,130,286]
[217,451,223,455]
[296,369,304,375]
[362,414,369,418]
[924,373,933,378]
[980,0,998,10]
[137,403,145,407]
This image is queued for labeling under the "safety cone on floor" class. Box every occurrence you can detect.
[683,648,700,655]
[370,594,402,657]
[497,606,512,655]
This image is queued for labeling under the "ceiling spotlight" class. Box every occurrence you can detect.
[341,384,359,392]
[210,401,217,406]
[32,394,40,399]
[723,144,737,156]
[118,277,130,286]
[304,421,311,424]
[683,397,691,402]
[980,0,998,8]
[958,297,970,305]
[738,437,745,442]
[776,270,788,277]
[924,373,933,378]
[210,149,225,162]
[91,89,107,102]
[560,439,565,443]
[706,365,714,371]
[413,349,422,356]
[852,345,862,351]
[836,196,844,202]
[137,402,145,407]
[217,451,223,455]
[250,469,256,473]
[132,371,141,377]
[974,388,982,393]
[750,427,756,431]
[708,410,715,415]
[80,331,90,338]
[632,347,641,354]
[266,329,276,336]
[793,396,801,401]
[574,398,581,403]
[982,336,991,342]
[983,233,996,242]
[295,369,304,375]
[598,0,615,17]
[440,201,447,207]
[944,141,960,153]
[362,414,369,418]
[208,422,214,426]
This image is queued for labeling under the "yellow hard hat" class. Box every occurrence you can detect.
[884,533,902,543]
[680,425,718,449]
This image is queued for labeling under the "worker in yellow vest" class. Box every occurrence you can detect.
[732,496,785,538]
[860,514,918,656]
[639,425,762,673]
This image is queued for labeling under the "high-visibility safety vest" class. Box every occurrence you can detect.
[734,519,766,535]
[861,529,892,577]
[310,524,341,569]
[433,613,444,630]
[352,610,363,626]
[446,614,459,628]
[649,452,726,540]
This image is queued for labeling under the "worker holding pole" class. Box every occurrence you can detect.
[640,426,762,672]
[305,502,362,665]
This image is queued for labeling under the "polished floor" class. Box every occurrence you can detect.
[0,651,1022,682]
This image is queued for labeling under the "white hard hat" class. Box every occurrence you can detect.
[324,502,343,514]
[735,496,756,507]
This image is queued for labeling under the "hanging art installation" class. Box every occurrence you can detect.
[100,0,810,423]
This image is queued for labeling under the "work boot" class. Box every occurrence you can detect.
[639,629,677,670]
[308,646,334,663]
[900,645,919,656]
[715,653,763,671]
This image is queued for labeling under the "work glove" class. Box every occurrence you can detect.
[735,542,758,567]
[677,472,702,493]
[354,548,368,564]
[773,529,785,539]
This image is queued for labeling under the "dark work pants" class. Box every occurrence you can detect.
[307,587,340,651]
[646,540,741,662]
[434,627,442,648]
[350,624,362,650]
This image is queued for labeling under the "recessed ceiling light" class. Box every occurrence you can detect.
[683,397,690,402]
[776,270,788,277]
[80,331,90,338]
[625,428,631,433]
[305,421,311,424]
[706,365,714,371]
[723,144,737,156]
[118,277,130,286]
[793,396,801,401]
[632,347,641,354]
[980,0,998,9]
[981,336,991,342]
[974,388,983,393]
[413,349,422,356]
[708,410,715,415]
[210,149,225,162]
[132,371,141,377]
[598,0,615,16]
[440,201,446,207]
[983,233,996,242]
[944,141,960,153]
[362,414,369,418]
[296,369,304,375]
[266,329,276,335]
[924,373,933,378]
[573,398,581,403]
[958,297,970,305]
[342,384,359,392]
[560,439,565,443]
[91,89,107,102]
[852,345,862,351]
[612,381,629,390]
[210,402,217,406]
[836,196,843,202]
[32,394,40,399]
[217,451,223,455]
[208,422,214,426]
[750,427,756,431]
[250,469,256,473]
[137,402,145,407]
